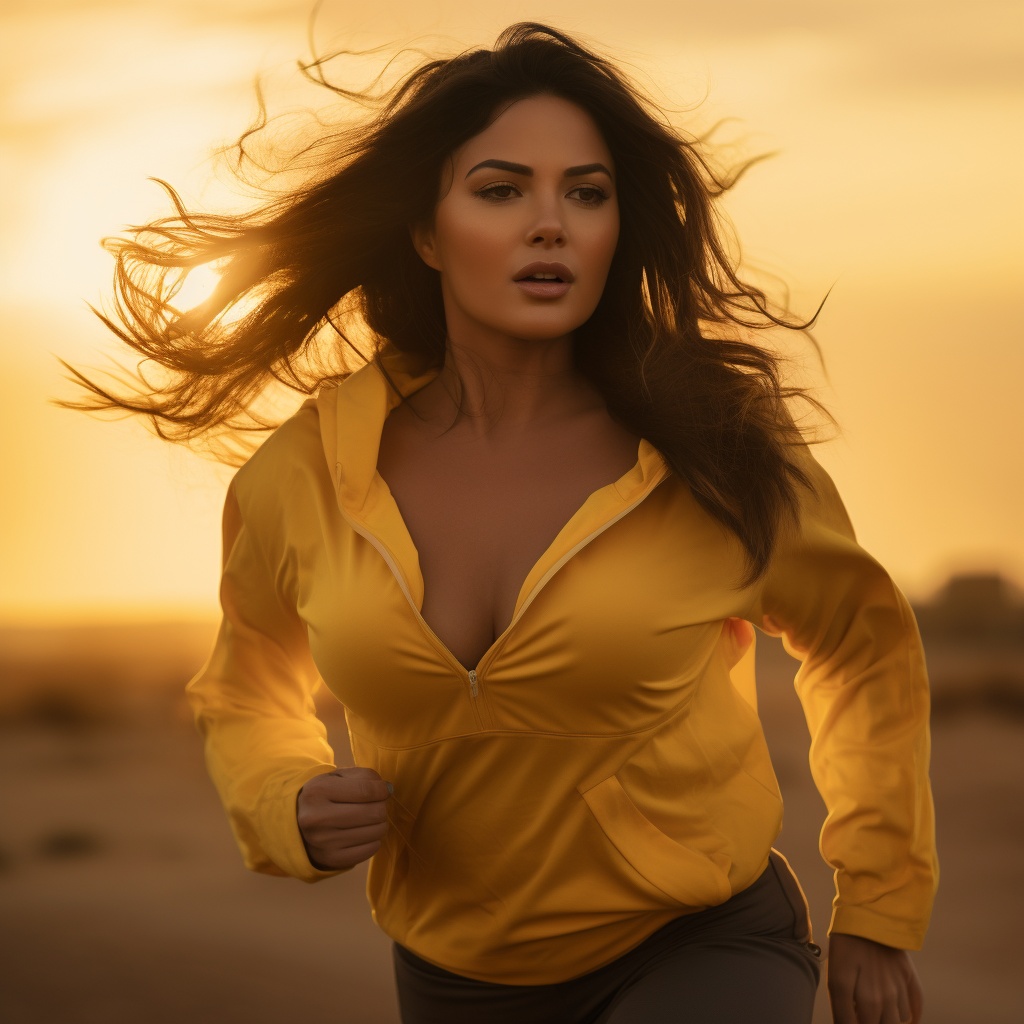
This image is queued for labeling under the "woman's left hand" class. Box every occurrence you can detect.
[827,933,923,1024]
[721,616,755,668]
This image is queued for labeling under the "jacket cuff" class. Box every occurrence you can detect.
[256,763,354,883]
[829,903,929,951]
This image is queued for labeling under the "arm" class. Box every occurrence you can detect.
[185,477,345,882]
[750,448,937,1021]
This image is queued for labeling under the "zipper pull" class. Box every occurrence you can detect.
[468,669,478,697]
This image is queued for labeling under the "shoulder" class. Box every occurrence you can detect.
[759,443,896,605]
[787,443,857,542]
[231,401,330,526]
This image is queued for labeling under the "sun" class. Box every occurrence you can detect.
[172,263,221,312]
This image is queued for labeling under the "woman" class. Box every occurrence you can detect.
[71,23,936,1024]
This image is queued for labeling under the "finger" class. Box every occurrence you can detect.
[894,972,912,1024]
[323,773,392,803]
[301,820,387,856]
[722,617,755,670]
[879,985,903,1024]
[336,766,382,780]
[827,968,859,1024]
[853,974,885,1024]
[724,618,754,659]
[316,797,390,831]
[907,967,924,1024]
[727,617,755,648]
[325,820,389,849]
[317,838,383,870]
[298,792,389,835]
[828,987,858,1024]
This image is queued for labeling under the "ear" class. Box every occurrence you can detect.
[409,221,442,272]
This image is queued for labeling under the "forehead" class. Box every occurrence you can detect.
[452,94,613,172]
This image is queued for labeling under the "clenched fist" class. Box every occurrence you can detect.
[827,933,923,1024]
[296,766,393,871]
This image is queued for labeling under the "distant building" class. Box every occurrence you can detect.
[913,573,1024,648]
[911,574,1024,717]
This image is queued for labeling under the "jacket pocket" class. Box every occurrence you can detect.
[370,793,419,923]
[579,774,733,908]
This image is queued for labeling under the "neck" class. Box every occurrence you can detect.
[408,320,604,442]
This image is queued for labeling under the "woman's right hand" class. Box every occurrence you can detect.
[296,766,393,871]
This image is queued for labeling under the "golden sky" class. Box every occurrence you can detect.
[1,0,1021,624]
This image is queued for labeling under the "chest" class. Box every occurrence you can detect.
[301,470,750,744]
[376,409,643,670]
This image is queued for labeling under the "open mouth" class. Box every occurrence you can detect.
[514,261,574,283]
[513,262,574,297]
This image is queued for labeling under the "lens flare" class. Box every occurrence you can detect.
[173,264,221,312]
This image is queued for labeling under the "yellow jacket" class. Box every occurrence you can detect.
[187,346,937,985]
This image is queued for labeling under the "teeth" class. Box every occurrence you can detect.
[529,273,559,280]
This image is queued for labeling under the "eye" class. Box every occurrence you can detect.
[475,182,522,202]
[568,185,609,206]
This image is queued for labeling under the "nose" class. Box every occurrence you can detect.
[528,224,565,246]
[526,203,566,247]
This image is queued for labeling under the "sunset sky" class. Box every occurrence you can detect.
[1,0,1021,624]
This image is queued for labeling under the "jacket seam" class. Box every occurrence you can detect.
[346,707,693,751]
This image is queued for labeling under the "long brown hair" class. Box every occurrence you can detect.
[62,22,830,584]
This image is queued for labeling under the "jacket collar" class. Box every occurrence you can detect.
[317,344,441,519]
[315,343,670,614]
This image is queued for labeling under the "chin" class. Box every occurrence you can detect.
[483,310,591,342]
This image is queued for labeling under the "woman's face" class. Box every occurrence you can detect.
[412,94,619,343]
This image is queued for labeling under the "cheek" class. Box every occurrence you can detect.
[435,206,512,287]
[586,211,620,271]
[575,210,620,300]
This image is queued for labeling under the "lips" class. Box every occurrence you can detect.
[513,261,574,299]
[513,261,575,283]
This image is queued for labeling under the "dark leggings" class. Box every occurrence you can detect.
[392,852,822,1024]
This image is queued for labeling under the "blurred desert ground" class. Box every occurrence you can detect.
[2,575,1023,1024]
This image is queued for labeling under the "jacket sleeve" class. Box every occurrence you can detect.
[185,476,347,883]
[749,446,938,950]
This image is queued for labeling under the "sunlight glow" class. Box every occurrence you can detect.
[1,2,1021,622]
[173,264,221,312]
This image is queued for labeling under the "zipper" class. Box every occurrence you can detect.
[334,474,663,708]
[333,500,485,726]
[473,485,661,680]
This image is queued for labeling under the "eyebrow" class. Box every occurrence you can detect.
[565,163,613,178]
[464,159,614,179]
